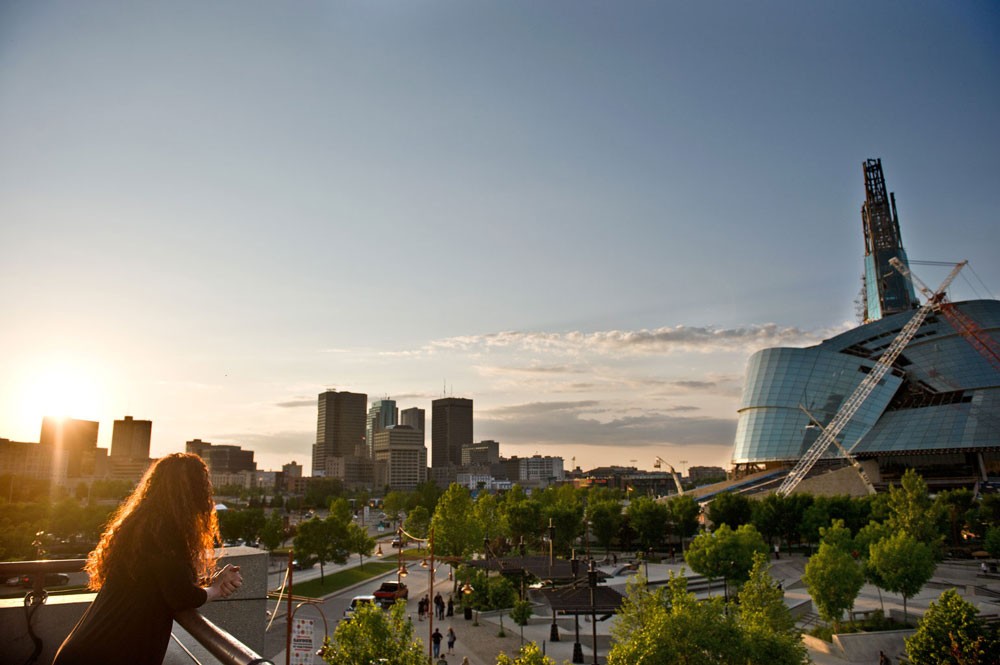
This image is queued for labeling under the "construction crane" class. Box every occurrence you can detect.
[653,457,685,495]
[893,261,1000,375]
[799,405,876,495]
[775,260,967,496]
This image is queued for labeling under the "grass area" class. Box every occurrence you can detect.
[289,561,398,598]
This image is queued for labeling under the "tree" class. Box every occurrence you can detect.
[404,505,430,550]
[319,599,426,665]
[869,531,936,624]
[935,488,976,547]
[259,510,286,551]
[293,515,349,583]
[886,469,943,555]
[510,599,533,645]
[666,494,701,553]
[751,493,785,548]
[495,641,554,665]
[626,496,670,551]
[706,491,752,529]
[802,522,865,628]
[430,484,482,557]
[608,574,742,665]
[587,499,623,555]
[382,490,411,525]
[738,552,797,634]
[685,523,769,592]
[347,521,375,568]
[505,497,543,549]
[737,552,809,665]
[475,492,509,543]
[905,589,997,665]
[543,500,584,555]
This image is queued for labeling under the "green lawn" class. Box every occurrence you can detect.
[289,561,399,598]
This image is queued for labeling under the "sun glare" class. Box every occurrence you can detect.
[19,363,104,426]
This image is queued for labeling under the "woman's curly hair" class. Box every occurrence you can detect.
[85,453,219,589]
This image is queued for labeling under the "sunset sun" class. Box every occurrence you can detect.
[19,362,104,427]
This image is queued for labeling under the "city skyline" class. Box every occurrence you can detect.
[1,2,998,474]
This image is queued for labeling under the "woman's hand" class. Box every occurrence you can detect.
[206,564,243,600]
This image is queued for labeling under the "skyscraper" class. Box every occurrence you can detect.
[400,407,425,435]
[313,390,367,476]
[111,416,152,460]
[861,158,918,322]
[366,399,398,459]
[39,417,99,480]
[431,397,473,469]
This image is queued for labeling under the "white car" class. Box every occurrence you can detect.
[343,595,377,619]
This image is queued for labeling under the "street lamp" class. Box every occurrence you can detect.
[549,518,559,642]
[588,559,598,665]
[572,551,583,664]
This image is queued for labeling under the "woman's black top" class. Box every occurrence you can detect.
[53,551,208,665]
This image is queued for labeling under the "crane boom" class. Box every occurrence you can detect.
[776,260,965,496]
[653,457,685,495]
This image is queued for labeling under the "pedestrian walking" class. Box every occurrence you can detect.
[446,595,454,617]
[447,627,456,654]
[461,658,470,665]
[418,596,427,621]
[435,592,445,620]
[432,628,443,657]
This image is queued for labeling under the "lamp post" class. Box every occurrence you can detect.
[588,559,598,665]
[548,518,559,642]
[571,551,583,664]
[426,527,435,665]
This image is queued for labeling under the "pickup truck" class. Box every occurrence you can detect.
[373,581,408,606]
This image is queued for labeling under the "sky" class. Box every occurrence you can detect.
[1,1,998,475]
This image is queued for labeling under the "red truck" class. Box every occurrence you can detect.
[373,581,408,607]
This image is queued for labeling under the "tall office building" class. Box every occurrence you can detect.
[400,407,425,440]
[366,399,398,459]
[373,425,427,491]
[313,390,367,476]
[110,416,152,460]
[861,158,918,323]
[431,397,473,468]
[39,416,99,480]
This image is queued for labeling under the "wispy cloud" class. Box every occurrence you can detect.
[425,323,846,356]
[276,399,315,408]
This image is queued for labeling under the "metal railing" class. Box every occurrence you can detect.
[175,608,274,665]
[0,559,272,665]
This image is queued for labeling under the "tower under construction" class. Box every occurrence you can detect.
[861,158,918,323]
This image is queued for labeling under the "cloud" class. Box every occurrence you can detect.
[276,399,315,408]
[478,400,736,448]
[426,323,845,356]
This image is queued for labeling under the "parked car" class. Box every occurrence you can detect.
[343,594,377,619]
[391,537,406,548]
[9,573,70,588]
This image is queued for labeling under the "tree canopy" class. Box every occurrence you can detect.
[905,589,998,665]
[319,599,426,665]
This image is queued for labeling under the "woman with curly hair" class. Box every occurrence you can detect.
[53,453,242,665]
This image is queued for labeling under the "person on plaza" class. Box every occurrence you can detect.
[461,657,470,665]
[418,595,428,621]
[446,594,454,617]
[53,453,242,665]
[435,591,445,619]
[447,626,457,654]
[432,627,444,657]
